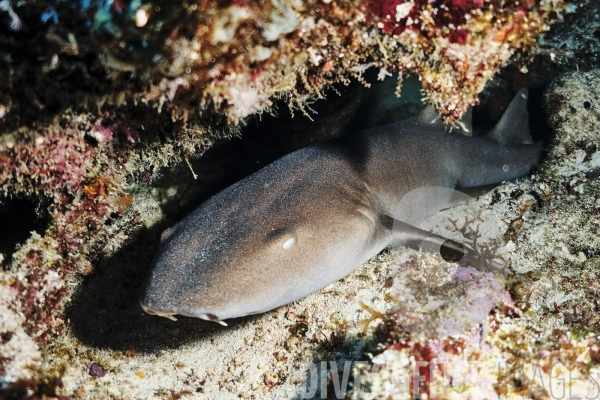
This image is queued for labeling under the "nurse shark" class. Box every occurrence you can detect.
[140,88,543,325]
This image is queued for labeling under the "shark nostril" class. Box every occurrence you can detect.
[140,302,178,321]
[140,302,156,315]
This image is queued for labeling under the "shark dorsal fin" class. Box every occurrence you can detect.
[485,88,532,144]
[418,105,446,131]
[419,104,473,135]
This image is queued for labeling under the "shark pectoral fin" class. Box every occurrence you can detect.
[160,226,176,242]
[386,219,469,263]
[452,183,499,200]
[485,88,533,144]
[386,219,506,272]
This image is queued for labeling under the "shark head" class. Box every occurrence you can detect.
[140,170,379,324]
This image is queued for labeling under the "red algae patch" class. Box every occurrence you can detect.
[89,363,107,378]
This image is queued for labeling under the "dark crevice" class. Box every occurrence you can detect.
[0,195,51,268]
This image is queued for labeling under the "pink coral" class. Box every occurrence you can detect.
[365,0,565,122]
[0,127,90,193]
[0,116,121,344]
[370,0,535,43]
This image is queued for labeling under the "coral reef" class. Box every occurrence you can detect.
[0,0,573,131]
[508,69,600,332]
[367,0,570,122]
[0,112,213,390]
[353,312,600,399]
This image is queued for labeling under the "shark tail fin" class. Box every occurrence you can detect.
[484,88,533,144]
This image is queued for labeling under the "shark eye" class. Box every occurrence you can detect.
[266,227,291,242]
[283,237,295,249]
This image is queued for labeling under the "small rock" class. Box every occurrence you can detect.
[286,310,296,320]
[264,371,279,387]
[285,336,299,350]
[1,331,14,343]
[295,322,309,336]
[274,350,288,361]
[89,362,107,377]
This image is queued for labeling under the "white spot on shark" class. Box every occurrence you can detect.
[283,238,295,249]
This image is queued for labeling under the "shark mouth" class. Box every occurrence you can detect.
[197,313,228,326]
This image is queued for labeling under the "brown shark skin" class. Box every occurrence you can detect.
[140,89,544,325]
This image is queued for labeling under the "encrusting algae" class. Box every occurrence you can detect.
[0,0,573,128]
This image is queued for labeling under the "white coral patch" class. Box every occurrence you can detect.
[0,0,22,30]
[263,0,298,41]
[350,62,377,75]
[377,67,392,81]
[0,278,41,383]
[211,6,247,44]
[395,2,414,21]
[228,87,267,120]
[250,45,273,62]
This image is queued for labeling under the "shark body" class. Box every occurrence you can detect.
[141,89,543,325]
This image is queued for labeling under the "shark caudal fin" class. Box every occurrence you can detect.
[484,88,533,144]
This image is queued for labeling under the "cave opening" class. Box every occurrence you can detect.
[0,195,51,268]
